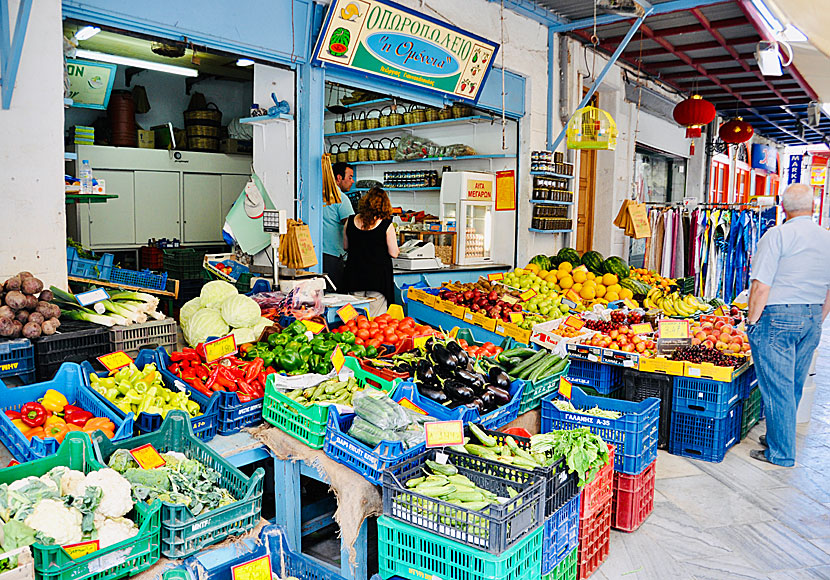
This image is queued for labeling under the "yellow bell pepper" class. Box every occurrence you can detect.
[11,419,31,434]
[44,415,66,427]
[41,389,68,413]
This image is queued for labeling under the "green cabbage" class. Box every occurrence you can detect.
[251,317,273,339]
[231,327,257,345]
[185,308,229,346]
[219,294,261,328]
[200,280,237,309]
[180,297,202,327]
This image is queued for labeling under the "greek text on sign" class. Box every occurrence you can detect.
[425,420,464,448]
[231,554,271,580]
[63,540,99,560]
[466,179,493,201]
[338,303,359,323]
[331,345,346,373]
[487,272,504,282]
[563,316,585,330]
[313,0,499,103]
[204,334,237,363]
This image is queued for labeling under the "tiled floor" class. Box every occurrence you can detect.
[595,319,830,580]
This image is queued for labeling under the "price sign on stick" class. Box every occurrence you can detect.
[331,345,345,373]
[558,377,573,399]
[563,316,585,330]
[519,289,537,301]
[425,420,464,448]
[302,320,325,334]
[63,540,99,560]
[487,272,504,282]
[204,334,237,363]
[232,555,272,580]
[129,444,166,470]
[631,323,653,335]
[76,288,109,307]
[97,351,133,371]
[337,303,359,323]
[658,320,690,339]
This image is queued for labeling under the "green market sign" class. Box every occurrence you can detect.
[66,59,117,109]
[313,0,499,103]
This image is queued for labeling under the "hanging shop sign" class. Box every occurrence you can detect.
[313,0,498,103]
[811,166,827,186]
[495,170,516,211]
[65,59,117,109]
[751,144,777,174]
[788,155,802,184]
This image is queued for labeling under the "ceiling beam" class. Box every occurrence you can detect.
[661,66,753,80]
[604,16,745,44]
[648,53,755,68]
[624,35,759,57]
[549,0,728,32]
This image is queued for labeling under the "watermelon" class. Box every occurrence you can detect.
[557,247,581,267]
[602,256,630,280]
[529,255,551,272]
[620,277,651,295]
[581,251,605,275]
[548,255,561,268]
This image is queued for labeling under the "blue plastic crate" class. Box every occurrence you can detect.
[566,358,623,394]
[672,374,742,419]
[66,246,114,280]
[740,365,758,399]
[541,386,660,475]
[324,389,427,486]
[82,349,219,441]
[156,347,263,436]
[0,363,133,462]
[0,338,35,384]
[542,493,580,575]
[171,524,353,580]
[110,267,168,290]
[669,401,742,463]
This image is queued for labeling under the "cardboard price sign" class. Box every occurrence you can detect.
[204,334,237,363]
[97,351,133,371]
[558,376,573,399]
[658,320,690,340]
[76,288,110,307]
[487,272,504,282]
[519,289,537,301]
[63,540,99,560]
[337,303,359,323]
[563,315,585,330]
[425,420,464,448]
[509,312,524,324]
[331,345,345,373]
[302,320,325,334]
[631,323,653,335]
[398,397,427,415]
[129,444,166,470]
[231,554,272,580]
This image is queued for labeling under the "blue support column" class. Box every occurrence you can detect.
[546,26,555,149]
[0,0,33,109]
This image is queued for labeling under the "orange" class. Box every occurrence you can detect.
[559,276,574,289]
[602,273,618,286]
[579,286,596,300]
[572,270,587,284]
[619,288,634,300]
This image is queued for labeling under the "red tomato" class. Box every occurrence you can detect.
[369,338,382,348]
[386,333,399,344]
[357,329,371,340]
[482,342,495,350]
[493,347,503,354]
[458,339,468,348]
[402,317,416,326]
[355,337,365,346]
[375,314,390,323]
[369,322,379,332]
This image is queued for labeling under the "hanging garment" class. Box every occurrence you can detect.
[661,209,675,279]
[672,209,686,279]
[653,211,666,274]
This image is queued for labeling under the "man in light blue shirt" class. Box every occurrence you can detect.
[322,163,355,291]
[746,183,830,466]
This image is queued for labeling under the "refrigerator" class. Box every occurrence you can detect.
[439,172,495,265]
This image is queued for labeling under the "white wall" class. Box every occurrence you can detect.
[0,0,66,286]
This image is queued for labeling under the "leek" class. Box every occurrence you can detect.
[60,308,120,327]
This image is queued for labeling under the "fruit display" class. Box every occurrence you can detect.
[690,316,750,354]
[5,391,116,442]
[669,345,746,368]
[629,268,676,291]
[456,339,503,359]
[644,288,711,317]
[0,272,61,338]
[438,283,523,323]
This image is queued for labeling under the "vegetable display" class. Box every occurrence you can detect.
[531,428,610,486]
[0,272,61,338]
[331,313,436,351]
[88,364,202,418]
[5,390,115,443]
[347,388,437,449]
[284,376,360,407]
[402,460,508,512]
[495,347,568,383]
[50,286,163,327]
[166,347,269,401]
[107,449,235,516]
[459,424,558,469]
[180,280,271,347]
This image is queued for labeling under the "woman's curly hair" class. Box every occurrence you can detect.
[357,187,392,224]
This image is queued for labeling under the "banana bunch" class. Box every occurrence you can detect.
[644,288,710,317]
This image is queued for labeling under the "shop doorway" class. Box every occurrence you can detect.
[576,92,598,253]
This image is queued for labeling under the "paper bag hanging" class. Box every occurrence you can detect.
[626,202,651,239]
[613,199,630,229]
[279,219,318,269]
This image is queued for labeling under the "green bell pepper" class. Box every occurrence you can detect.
[287,321,307,336]
[278,350,303,372]
[261,350,276,367]
[365,345,378,358]
[339,331,356,345]
[350,344,366,358]
[286,340,303,352]
[311,339,332,355]
[298,344,313,363]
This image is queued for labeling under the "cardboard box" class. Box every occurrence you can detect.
[638,356,684,376]
[137,130,155,149]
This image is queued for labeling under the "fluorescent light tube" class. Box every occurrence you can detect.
[75,49,198,77]
[236,58,255,66]
[74,26,100,41]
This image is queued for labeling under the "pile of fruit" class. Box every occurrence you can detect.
[456,338,503,359]
[585,325,656,355]
[690,317,749,354]
[644,288,711,317]
[629,268,676,291]
[669,344,746,368]
[332,313,437,351]
[437,285,523,323]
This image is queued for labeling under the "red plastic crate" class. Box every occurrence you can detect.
[612,460,656,532]
[577,498,611,580]
[579,444,615,519]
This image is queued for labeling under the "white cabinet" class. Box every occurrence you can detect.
[134,171,181,242]
[87,170,135,246]
[184,174,222,243]
[221,174,249,217]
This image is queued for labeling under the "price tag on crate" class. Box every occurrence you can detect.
[413,335,431,349]
[76,288,109,307]
[337,303,359,323]
[398,397,427,415]
[204,334,237,363]
[129,443,166,469]
[519,289,537,301]
[425,420,464,448]
[63,540,99,560]
[658,320,690,339]
[561,298,578,310]
[487,272,504,282]
[509,311,523,323]
[231,554,271,580]
[558,376,573,399]
[502,295,518,305]
[97,351,133,371]
[631,323,653,335]
[331,345,345,373]
[563,315,585,330]
[302,320,325,334]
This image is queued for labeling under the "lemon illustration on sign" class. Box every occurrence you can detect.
[88,75,104,89]
[340,2,361,21]
[329,27,351,57]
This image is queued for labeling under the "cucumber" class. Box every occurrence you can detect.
[517,353,554,380]
[527,355,562,382]
[499,347,537,361]
[507,349,546,377]
[538,358,569,380]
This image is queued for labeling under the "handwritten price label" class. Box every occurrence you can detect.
[337,303,359,323]
[231,555,271,580]
[76,288,109,307]
[425,420,465,448]
[563,315,585,330]
[509,312,524,324]
[487,272,504,282]
[558,377,573,399]
[398,397,427,415]
[658,319,690,340]
[204,334,237,363]
[303,320,325,334]
[63,540,99,560]
[129,444,166,470]
[331,345,345,373]
[97,351,133,371]
[519,289,537,301]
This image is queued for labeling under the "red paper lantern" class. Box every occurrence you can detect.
[673,95,716,138]
[719,118,754,144]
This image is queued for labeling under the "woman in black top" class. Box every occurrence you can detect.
[343,187,399,316]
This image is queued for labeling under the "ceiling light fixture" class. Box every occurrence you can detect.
[236,58,255,67]
[74,49,199,77]
[74,26,100,41]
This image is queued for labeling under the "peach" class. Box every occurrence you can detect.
[730,336,743,345]
[715,340,728,351]
[703,340,715,349]
[692,337,702,346]
[741,343,751,352]
[714,320,726,330]
[728,343,742,354]
[701,322,714,329]
[694,331,707,341]
[722,324,733,335]
[719,332,732,343]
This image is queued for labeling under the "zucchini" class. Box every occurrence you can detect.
[507,349,547,378]
[527,355,562,382]
[538,358,569,379]
[499,347,537,360]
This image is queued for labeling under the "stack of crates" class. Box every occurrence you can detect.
[565,358,624,396]
[622,369,673,449]
[739,366,763,440]
[576,445,615,579]
[162,248,207,316]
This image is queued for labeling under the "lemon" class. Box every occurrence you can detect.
[559,276,574,289]
[558,261,573,273]
[572,270,587,284]
[602,273,619,286]
[526,263,540,274]
[539,269,549,279]
[619,288,634,300]
[545,273,558,284]
[605,291,620,302]
[587,272,596,281]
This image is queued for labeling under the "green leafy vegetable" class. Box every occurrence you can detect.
[531,428,610,486]
[552,400,622,419]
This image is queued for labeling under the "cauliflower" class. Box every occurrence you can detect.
[9,476,56,494]
[84,470,133,518]
[45,466,87,497]
[24,499,83,545]
[95,516,138,548]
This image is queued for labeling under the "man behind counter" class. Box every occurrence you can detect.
[322,162,355,291]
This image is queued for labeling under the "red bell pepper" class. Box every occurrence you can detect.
[20,402,47,427]
[64,405,93,427]
[5,410,21,420]
[237,393,254,403]
[188,376,211,396]
[245,358,264,382]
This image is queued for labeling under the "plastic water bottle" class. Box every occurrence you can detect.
[80,160,93,195]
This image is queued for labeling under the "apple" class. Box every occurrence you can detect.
[730,306,740,316]
[609,330,619,339]
[619,336,630,346]
[728,343,742,354]
[622,343,635,352]
[619,326,630,335]
[635,342,646,352]
[610,341,620,350]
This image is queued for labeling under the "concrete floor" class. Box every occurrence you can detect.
[595,319,830,580]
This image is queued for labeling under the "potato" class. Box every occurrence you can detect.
[22,321,41,339]
[41,318,59,336]
[38,289,54,302]
[50,304,62,319]
[24,295,37,311]
[10,320,22,338]
[17,271,33,280]
[35,301,52,318]
[4,276,21,292]
[14,310,28,324]
[21,277,43,296]
[28,312,44,326]
[0,317,13,337]
[0,305,13,320]
[4,291,26,310]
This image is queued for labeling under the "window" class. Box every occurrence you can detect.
[634,146,687,203]
[710,160,729,203]
[735,164,751,203]
[754,173,767,198]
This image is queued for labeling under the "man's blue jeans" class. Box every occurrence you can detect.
[747,304,822,466]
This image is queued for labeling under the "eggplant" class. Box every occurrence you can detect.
[444,379,475,403]
[487,367,512,391]
[435,365,455,380]
[466,398,485,413]
[446,341,463,356]
[416,359,437,384]
[480,390,498,412]
[454,349,470,369]
[485,385,511,406]
[417,383,448,404]
[395,362,413,374]
[456,369,486,394]
[431,345,458,371]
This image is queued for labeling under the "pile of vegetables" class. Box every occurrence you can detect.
[0,272,61,338]
[88,364,201,419]
[5,390,115,443]
[284,376,360,407]
[0,519,35,571]
[107,449,235,516]
[530,428,610,486]
[166,347,269,401]
[493,347,568,383]
[346,388,437,450]
[456,424,558,469]
[50,286,163,328]
[393,338,514,415]
[332,313,437,351]
[180,281,272,347]
[402,460,514,513]
[551,399,622,420]
[0,466,138,548]
[456,338,503,360]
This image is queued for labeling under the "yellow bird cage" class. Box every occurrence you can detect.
[566,106,618,150]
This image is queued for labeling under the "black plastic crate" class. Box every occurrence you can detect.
[32,320,111,381]
[623,369,671,449]
[163,248,206,280]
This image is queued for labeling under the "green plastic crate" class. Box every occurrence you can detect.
[0,433,162,580]
[741,386,763,440]
[517,360,571,415]
[162,248,206,281]
[378,515,543,580]
[543,546,577,580]
[91,411,264,559]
